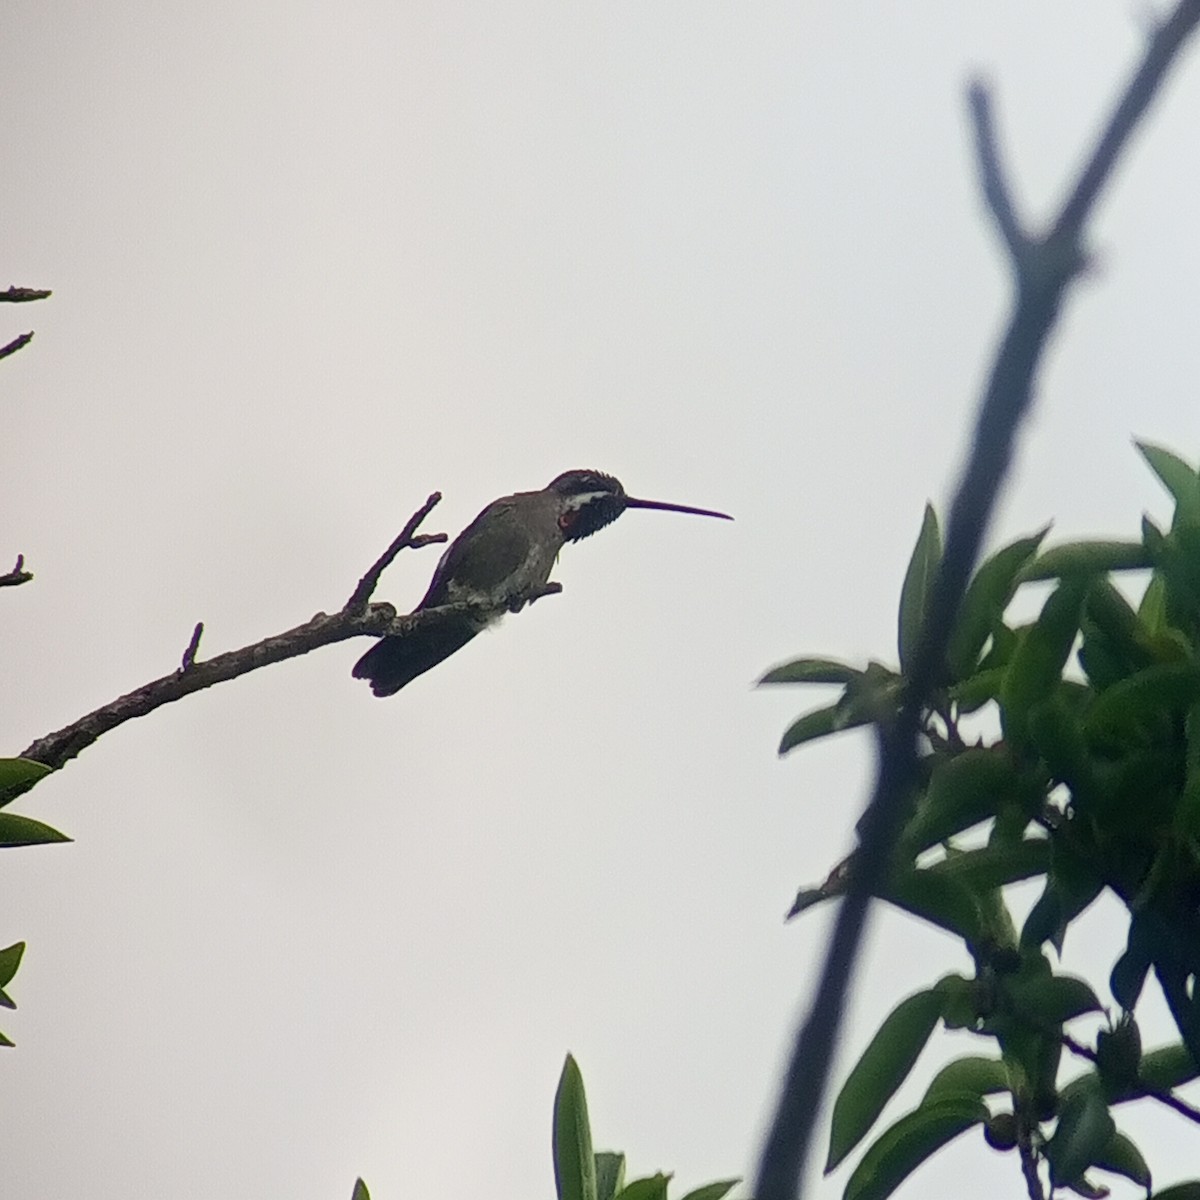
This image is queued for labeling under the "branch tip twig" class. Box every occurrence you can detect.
[0,555,33,588]
[180,623,204,672]
[0,332,34,361]
[1054,0,1200,242]
[967,78,1028,263]
[346,491,446,610]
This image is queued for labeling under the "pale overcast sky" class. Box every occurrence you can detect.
[3,4,1200,1198]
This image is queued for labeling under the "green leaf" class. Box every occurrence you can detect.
[922,1056,1010,1103]
[1149,1184,1200,1200]
[903,749,1034,854]
[786,883,837,920]
[898,504,941,676]
[1045,1084,1116,1189]
[678,1181,740,1200]
[1018,541,1150,582]
[841,1096,987,1200]
[1138,1042,1199,1092]
[1000,579,1088,752]
[934,974,978,1031]
[948,528,1049,679]
[826,989,944,1172]
[0,942,25,990]
[0,758,52,807]
[881,868,985,945]
[759,658,860,685]
[1093,1129,1151,1190]
[1019,843,1104,954]
[1005,973,1103,1026]
[778,699,875,754]
[596,1153,626,1200]
[837,663,902,726]
[614,1175,671,1200]
[778,703,842,753]
[972,882,1020,956]
[554,1055,598,1200]
[1111,917,1156,1011]
[1085,662,1200,740]
[0,812,71,847]
[1082,579,1156,679]
[350,1180,370,1200]
[1027,697,1105,815]
[0,1029,14,1048]
[1138,442,1200,527]
[1139,573,1168,635]
[927,839,1051,890]
[947,666,1006,713]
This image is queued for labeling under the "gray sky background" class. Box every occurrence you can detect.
[3,3,1200,1198]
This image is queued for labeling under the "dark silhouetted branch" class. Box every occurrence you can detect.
[0,555,32,588]
[179,622,204,672]
[1015,1100,1045,1200]
[755,7,1200,1199]
[346,492,446,609]
[0,332,34,361]
[5,497,452,794]
[2,286,51,361]
[2,286,50,360]
[968,80,1027,263]
[0,287,51,303]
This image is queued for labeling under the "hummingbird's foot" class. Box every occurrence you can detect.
[527,581,563,604]
[507,582,562,614]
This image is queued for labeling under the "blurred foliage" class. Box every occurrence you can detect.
[762,442,1200,1200]
[551,1055,744,1200]
[351,1054,746,1200]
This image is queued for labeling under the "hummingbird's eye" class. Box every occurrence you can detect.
[558,511,577,532]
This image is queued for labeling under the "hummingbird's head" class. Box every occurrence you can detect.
[547,470,629,541]
[546,469,733,542]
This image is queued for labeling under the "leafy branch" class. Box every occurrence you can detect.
[755,5,1200,1199]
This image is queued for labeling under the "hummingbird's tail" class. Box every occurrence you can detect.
[352,619,479,697]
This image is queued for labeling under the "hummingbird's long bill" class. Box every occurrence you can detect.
[624,496,733,520]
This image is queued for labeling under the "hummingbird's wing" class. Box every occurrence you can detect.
[355,498,554,696]
[418,499,545,609]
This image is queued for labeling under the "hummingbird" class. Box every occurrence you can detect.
[352,469,732,696]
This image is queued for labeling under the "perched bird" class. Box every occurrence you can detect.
[353,469,732,696]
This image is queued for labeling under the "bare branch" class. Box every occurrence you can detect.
[2,494,453,797]
[0,287,51,303]
[346,491,446,609]
[180,622,204,672]
[0,555,32,588]
[12,602,484,783]
[968,79,1028,262]
[1015,1104,1045,1200]
[755,7,1200,1198]
[0,332,34,361]
[1055,1,1200,241]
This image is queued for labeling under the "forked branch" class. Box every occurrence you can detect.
[755,6,1200,1198]
[6,495,453,792]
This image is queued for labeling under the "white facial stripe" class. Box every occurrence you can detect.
[563,490,610,512]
